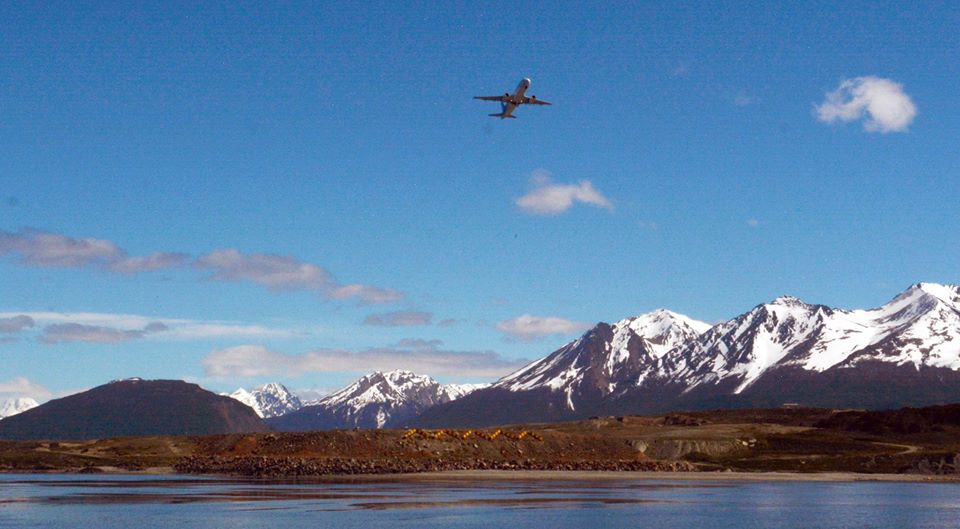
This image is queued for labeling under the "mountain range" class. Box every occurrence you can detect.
[5,283,959,438]
[416,283,960,427]
[267,370,487,431]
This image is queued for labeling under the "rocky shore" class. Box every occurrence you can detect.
[174,455,697,477]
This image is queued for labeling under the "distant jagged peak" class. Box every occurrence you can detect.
[0,397,39,420]
[361,369,433,385]
[865,282,960,325]
[319,369,471,410]
[911,282,960,306]
[615,308,712,336]
[225,381,302,419]
[255,381,291,394]
[768,294,812,307]
[284,370,488,429]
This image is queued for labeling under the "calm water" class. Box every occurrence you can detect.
[1,474,959,528]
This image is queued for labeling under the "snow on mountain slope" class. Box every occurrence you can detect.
[671,283,960,394]
[496,309,712,408]
[440,383,490,401]
[669,296,832,393]
[225,382,302,418]
[0,398,39,420]
[482,283,960,403]
[269,370,487,430]
[413,283,960,428]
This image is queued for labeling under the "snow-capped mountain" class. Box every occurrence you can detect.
[224,383,302,418]
[498,309,711,410]
[669,283,960,395]
[416,283,960,428]
[0,398,39,420]
[268,370,488,431]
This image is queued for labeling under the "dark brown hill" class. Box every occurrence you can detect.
[0,379,266,441]
[816,404,960,435]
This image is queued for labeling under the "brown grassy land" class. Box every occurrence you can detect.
[2,407,959,477]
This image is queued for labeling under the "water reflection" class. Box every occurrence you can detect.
[1,475,959,529]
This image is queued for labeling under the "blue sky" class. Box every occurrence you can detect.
[2,1,959,401]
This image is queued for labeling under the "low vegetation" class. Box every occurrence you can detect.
[2,405,959,477]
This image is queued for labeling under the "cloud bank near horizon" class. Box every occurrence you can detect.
[202,340,528,379]
[496,314,593,341]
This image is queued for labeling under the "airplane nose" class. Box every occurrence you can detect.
[523,78,531,85]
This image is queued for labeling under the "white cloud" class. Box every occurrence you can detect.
[815,76,917,133]
[0,311,306,341]
[515,170,612,216]
[496,314,593,340]
[363,310,433,327]
[0,228,186,272]
[0,377,52,401]
[195,248,403,304]
[203,341,528,379]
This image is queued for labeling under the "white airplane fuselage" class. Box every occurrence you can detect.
[474,77,549,119]
[505,78,531,105]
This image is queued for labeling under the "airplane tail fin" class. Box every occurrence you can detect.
[489,113,517,119]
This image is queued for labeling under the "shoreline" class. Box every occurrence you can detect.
[4,467,959,483]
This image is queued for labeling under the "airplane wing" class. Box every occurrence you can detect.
[523,96,551,105]
[474,95,508,102]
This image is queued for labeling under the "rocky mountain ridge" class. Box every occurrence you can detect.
[416,283,960,427]
[268,370,487,431]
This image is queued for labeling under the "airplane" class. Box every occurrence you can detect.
[474,78,551,119]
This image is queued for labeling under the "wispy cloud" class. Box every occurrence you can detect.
[39,321,168,344]
[195,248,403,304]
[203,340,527,378]
[0,311,307,341]
[363,310,433,327]
[515,170,612,216]
[0,228,186,273]
[109,252,189,273]
[327,284,404,304]
[0,315,34,334]
[0,376,52,401]
[194,249,329,291]
[393,338,443,349]
[815,76,917,133]
[496,314,593,341]
[0,229,402,303]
